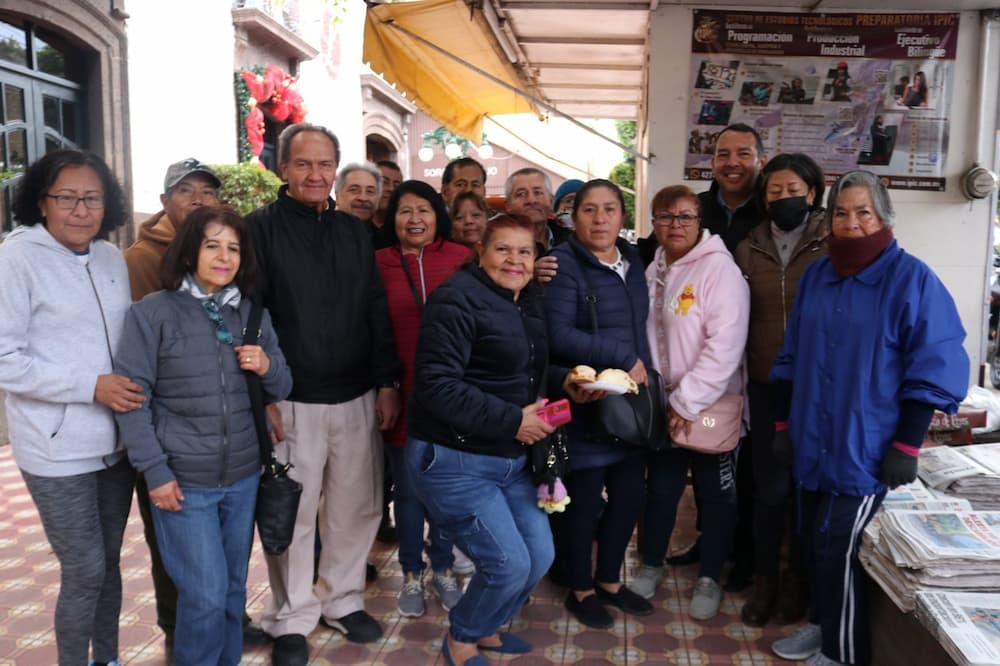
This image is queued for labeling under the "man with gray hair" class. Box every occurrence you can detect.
[505,167,571,249]
[246,123,402,664]
[335,161,389,249]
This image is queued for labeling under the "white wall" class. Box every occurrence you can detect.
[647,8,999,384]
[125,0,238,215]
[295,1,366,165]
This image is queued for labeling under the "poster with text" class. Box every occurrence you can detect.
[684,10,959,191]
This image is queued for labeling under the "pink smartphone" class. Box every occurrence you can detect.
[537,398,572,427]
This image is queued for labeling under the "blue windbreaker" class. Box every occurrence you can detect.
[770,241,968,496]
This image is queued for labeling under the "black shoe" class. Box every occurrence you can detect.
[565,592,614,629]
[723,560,754,593]
[321,610,383,643]
[376,516,398,544]
[666,540,701,566]
[366,561,378,582]
[162,627,175,666]
[594,584,655,616]
[242,620,273,646]
[272,634,308,666]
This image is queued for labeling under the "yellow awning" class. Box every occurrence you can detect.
[363,0,538,144]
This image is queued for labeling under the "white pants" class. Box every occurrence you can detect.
[260,392,383,636]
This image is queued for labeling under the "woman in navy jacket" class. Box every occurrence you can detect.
[545,179,655,628]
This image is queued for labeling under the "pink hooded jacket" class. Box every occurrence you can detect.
[645,230,750,423]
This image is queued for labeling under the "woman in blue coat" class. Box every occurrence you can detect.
[545,179,655,628]
[768,171,967,666]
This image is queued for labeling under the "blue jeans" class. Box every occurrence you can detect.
[152,473,259,666]
[385,445,453,574]
[641,446,737,580]
[406,438,554,643]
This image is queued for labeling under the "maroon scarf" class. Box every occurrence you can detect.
[827,227,894,277]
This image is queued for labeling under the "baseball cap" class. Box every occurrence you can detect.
[163,158,221,192]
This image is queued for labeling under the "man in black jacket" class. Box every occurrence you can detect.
[638,123,766,263]
[247,123,403,665]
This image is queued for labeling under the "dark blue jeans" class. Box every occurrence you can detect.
[385,444,454,574]
[406,438,554,643]
[641,446,737,581]
[565,453,646,591]
[152,472,258,666]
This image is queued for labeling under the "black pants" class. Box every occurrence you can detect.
[748,380,798,576]
[801,488,884,666]
[135,473,178,631]
[565,454,645,590]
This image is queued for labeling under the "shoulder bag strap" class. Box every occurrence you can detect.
[567,242,599,335]
[242,299,272,462]
[397,249,424,314]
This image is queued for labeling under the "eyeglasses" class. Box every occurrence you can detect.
[652,212,700,228]
[45,194,105,210]
[202,299,233,345]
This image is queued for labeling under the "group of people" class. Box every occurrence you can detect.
[0,118,969,666]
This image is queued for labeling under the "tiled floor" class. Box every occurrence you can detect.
[0,445,802,664]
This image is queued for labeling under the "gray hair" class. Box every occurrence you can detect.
[504,167,553,201]
[335,161,382,201]
[277,123,341,167]
[825,169,895,228]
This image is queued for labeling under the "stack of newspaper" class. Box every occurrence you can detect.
[918,444,1000,510]
[915,591,1000,666]
[860,479,1000,612]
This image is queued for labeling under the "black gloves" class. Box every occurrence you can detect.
[772,428,794,467]
[881,446,919,488]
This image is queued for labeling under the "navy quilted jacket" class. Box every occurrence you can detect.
[546,236,651,470]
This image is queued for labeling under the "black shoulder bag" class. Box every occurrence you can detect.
[243,299,302,556]
[569,244,667,451]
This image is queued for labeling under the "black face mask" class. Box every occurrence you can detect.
[768,196,811,231]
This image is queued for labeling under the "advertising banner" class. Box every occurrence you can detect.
[684,10,959,190]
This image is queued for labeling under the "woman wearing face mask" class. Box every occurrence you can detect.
[732,153,828,628]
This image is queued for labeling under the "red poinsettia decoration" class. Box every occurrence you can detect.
[240,65,307,160]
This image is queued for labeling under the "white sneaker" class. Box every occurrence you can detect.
[452,547,475,575]
[805,653,846,666]
[628,564,665,599]
[773,623,822,660]
[689,576,722,620]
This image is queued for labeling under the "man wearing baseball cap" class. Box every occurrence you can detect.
[124,158,221,301]
[123,158,227,657]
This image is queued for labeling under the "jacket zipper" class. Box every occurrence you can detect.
[217,324,232,487]
[85,264,121,460]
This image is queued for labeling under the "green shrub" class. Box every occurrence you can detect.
[211,162,283,216]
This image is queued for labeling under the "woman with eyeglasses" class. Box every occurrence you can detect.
[0,150,140,665]
[732,153,828,627]
[115,206,291,665]
[628,185,749,622]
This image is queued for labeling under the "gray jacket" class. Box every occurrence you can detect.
[115,290,292,489]
[0,225,131,477]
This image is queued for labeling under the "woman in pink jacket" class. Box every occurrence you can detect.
[628,184,750,621]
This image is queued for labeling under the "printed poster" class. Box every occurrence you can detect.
[685,10,959,190]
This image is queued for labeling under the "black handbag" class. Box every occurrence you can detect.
[243,299,302,556]
[571,243,667,451]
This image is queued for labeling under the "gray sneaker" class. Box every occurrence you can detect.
[452,547,475,575]
[773,623,822,660]
[398,572,425,617]
[628,564,665,600]
[430,569,463,611]
[689,576,722,620]
[805,652,846,666]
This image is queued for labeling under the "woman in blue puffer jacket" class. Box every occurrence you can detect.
[115,206,291,666]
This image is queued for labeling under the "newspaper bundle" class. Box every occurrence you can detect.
[860,480,1000,612]
[915,591,1000,666]
[919,444,1000,510]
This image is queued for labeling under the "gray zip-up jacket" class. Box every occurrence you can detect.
[114,290,292,489]
[0,224,131,476]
